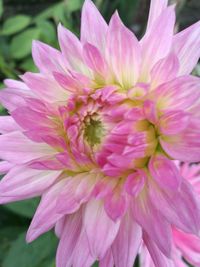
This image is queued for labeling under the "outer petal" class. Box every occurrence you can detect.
[21,72,68,103]
[0,88,33,112]
[0,131,55,164]
[0,161,13,174]
[149,155,181,191]
[83,43,108,77]
[56,212,82,267]
[150,53,179,89]
[172,21,200,75]
[57,24,90,75]
[131,187,172,257]
[56,173,100,215]
[160,118,200,162]
[140,6,175,81]
[81,0,107,51]
[173,229,200,267]
[84,200,120,259]
[0,166,61,203]
[26,179,67,242]
[151,76,200,111]
[32,40,66,74]
[0,116,21,133]
[71,229,95,267]
[106,12,141,88]
[112,213,142,267]
[159,110,189,135]
[143,232,175,267]
[99,250,114,267]
[149,178,200,235]
[104,188,128,221]
[146,0,168,32]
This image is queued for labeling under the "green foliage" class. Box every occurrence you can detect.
[1,15,31,35]
[10,28,41,59]
[4,198,40,218]
[3,231,57,267]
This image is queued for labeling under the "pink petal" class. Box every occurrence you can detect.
[140,6,175,81]
[11,106,52,131]
[172,21,200,75]
[0,88,33,112]
[104,189,128,221]
[32,40,66,74]
[56,173,99,215]
[0,166,61,203]
[149,155,181,191]
[99,250,114,267]
[159,110,190,135]
[22,72,68,103]
[83,43,108,77]
[71,229,95,267]
[106,12,141,88]
[146,0,168,32]
[143,231,175,267]
[56,212,82,267]
[112,213,142,267]
[84,200,120,259]
[0,116,21,133]
[160,117,200,162]
[173,229,200,266]
[0,161,13,174]
[81,0,108,51]
[125,170,146,197]
[149,178,200,235]
[0,131,55,164]
[4,79,29,90]
[58,23,84,72]
[26,179,67,242]
[152,76,200,111]
[150,53,179,88]
[131,190,172,257]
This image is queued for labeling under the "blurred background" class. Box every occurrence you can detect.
[0,0,199,267]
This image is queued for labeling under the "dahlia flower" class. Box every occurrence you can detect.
[140,163,200,267]
[0,0,200,266]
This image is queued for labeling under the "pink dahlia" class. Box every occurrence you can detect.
[0,0,200,266]
[140,162,200,267]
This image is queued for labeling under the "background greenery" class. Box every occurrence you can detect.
[0,0,199,266]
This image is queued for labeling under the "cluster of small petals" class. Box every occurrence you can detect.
[0,0,200,266]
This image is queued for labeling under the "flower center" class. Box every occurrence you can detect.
[84,116,105,147]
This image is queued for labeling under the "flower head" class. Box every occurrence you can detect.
[0,0,200,266]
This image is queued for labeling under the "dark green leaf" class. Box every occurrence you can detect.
[10,28,41,59]
[4,198,40,218]
[1,15,31,35]
[66,0,84,12]
[3,231,58,267]
[0,0,3,18]
[0,226,25,263]
[20,57,38,72]
[36,20,56,44]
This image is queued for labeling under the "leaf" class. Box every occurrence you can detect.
[1,15,31,35]
[36,20,56,44]
[3,231,58,267]
[34,3,62,22]
[0,226,25,264]
[4,198,40,218]
[66,0,84,12]
[10,28,41,59]
[20,57,38,72]
[0,0,3,18]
